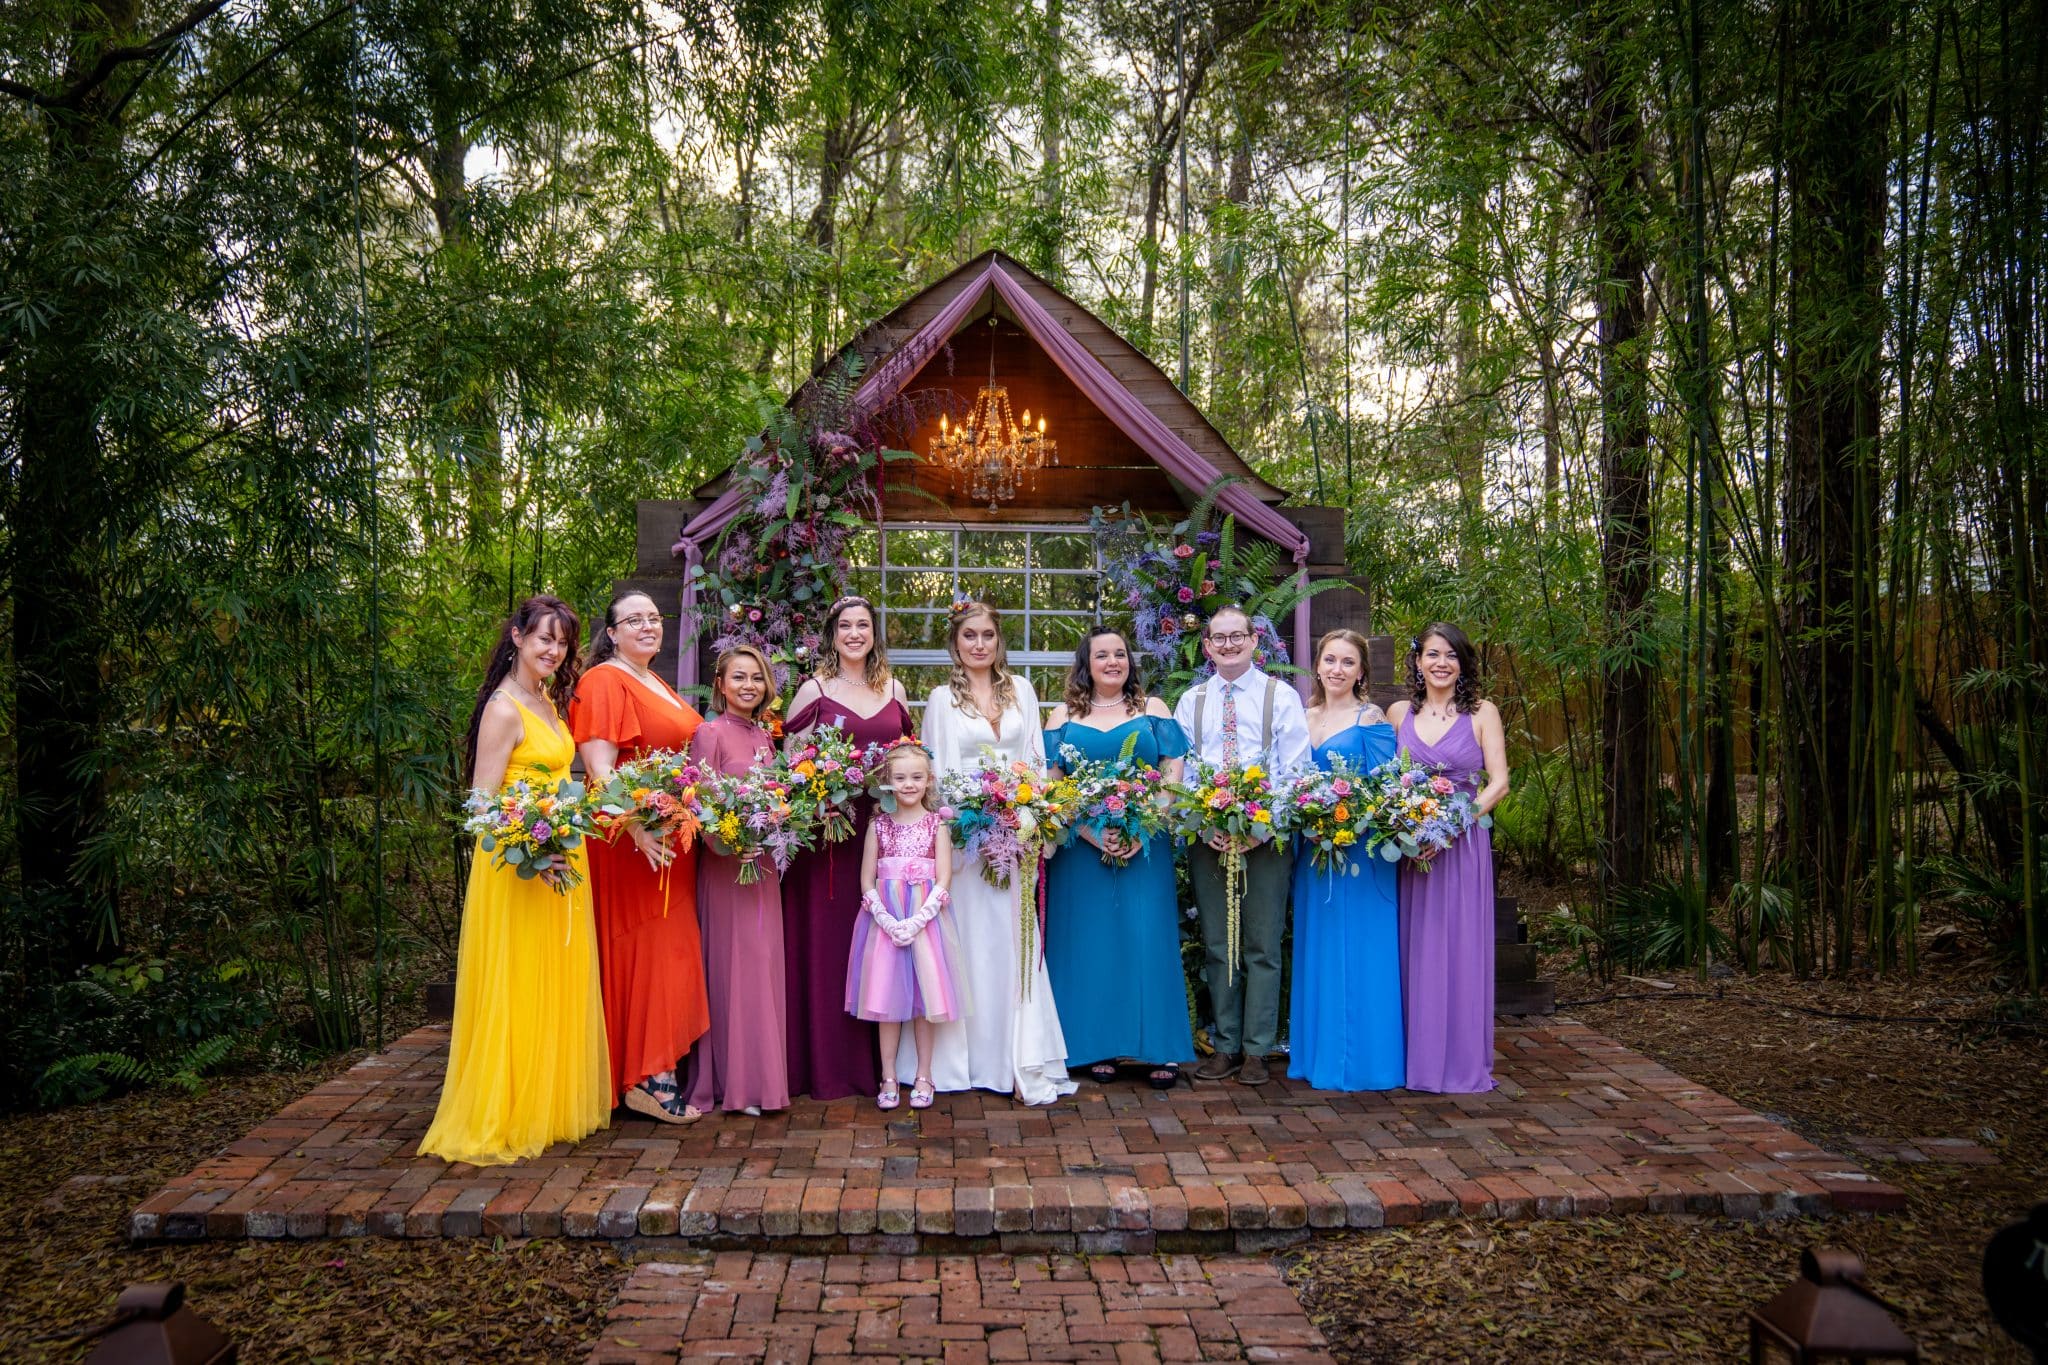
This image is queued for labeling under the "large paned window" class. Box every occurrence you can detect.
[846,524,1103,718]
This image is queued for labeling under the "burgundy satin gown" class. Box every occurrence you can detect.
[780,693,914,1100]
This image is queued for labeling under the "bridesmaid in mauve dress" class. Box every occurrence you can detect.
[1387,623,1511,1094]
[684,644,790,1115]
[570,592,712,1124]
[780,595,914,1101]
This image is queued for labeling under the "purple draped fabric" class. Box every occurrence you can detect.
[671,258,1313,689]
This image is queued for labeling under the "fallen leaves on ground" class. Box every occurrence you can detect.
[0,1053,628,1363]
[1286,959,2046,1362]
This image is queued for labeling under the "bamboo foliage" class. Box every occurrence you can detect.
[0,0,2042,1104]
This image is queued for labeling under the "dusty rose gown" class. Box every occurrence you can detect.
[684,711,790,1113]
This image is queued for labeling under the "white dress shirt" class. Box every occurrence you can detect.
[1172,665,1312,782]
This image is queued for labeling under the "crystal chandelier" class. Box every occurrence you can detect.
[927,317,1056,511]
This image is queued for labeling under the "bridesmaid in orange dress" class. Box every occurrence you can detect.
[570,592,711,1125]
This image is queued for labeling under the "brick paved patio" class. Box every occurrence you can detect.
[125,1017,1904,1249]
[585,1253,1333,1365]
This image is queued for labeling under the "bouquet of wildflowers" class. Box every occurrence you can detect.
[939,750,1055,891]
[1358,752,1491,869]
[939,748,1073,995]
[1166,760,1283,850]
[786,720,872,842]
[463,773,598,894]
[1167,761,1283,982]
[1054,736,1170,868]
[1281,760,1373,874]
[696,763,817,884]
[592,751,705,850]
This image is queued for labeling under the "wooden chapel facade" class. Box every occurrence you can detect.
[624,251,1383,702]
[618,250,1549,1015]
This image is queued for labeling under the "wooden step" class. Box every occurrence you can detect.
[1496,942,1540,983]
[1497,978,1556,1016]
[1495,897,1525,944]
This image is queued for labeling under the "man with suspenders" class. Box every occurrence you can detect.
[1172,606,1312,1086]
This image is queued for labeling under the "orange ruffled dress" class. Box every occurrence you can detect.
[420,696,610,1166]
[569,665,713,1104]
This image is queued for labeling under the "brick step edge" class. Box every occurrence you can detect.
[123,1173,1903,1245]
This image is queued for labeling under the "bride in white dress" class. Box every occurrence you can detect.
[900,603,1078,1105]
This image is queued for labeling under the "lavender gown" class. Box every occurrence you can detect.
[1396,710,1497,1093]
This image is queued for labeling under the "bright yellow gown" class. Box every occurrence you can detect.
[420,696,610,1166]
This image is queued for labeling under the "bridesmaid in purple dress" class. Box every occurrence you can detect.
[1386,623,1511,1094]
[685,643,791,1115]
[781,595,915,1100]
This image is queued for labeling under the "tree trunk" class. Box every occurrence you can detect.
[1035,0,1064,281]
[10,1,153,976]
[1137,42,1213,350]
[1782,0,1890,967]
[809,118,859,369]
[1139,118,1168,348]
[425,117,505,551]
[1210,133,1252,427]
[1585,4,1657,896]
[1449,196,1488,558]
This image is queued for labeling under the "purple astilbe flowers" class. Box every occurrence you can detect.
[686,375,903,696]
[1093,505,1296,693]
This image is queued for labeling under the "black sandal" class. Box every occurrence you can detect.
[1088,1062,1120,1083]
[1145,1065,1180,1091]
[625,1076,703,1126]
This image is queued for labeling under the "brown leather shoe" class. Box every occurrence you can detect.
[1238,1055,1269,1086]
[1194,1052,1242,1081]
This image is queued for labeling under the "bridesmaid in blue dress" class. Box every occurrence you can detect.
[1042,627,1194,1088]
[1289,629,1405,1091]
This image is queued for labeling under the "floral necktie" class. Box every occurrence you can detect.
[1220,679,1240,767]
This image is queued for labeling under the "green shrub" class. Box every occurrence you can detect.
[26,951,272,1107]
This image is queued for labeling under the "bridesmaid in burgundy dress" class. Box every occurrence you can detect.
[780,595,914,1100]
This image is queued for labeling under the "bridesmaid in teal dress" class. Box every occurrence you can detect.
[1042,628,1194,1088]
[1289,629,1405,1091]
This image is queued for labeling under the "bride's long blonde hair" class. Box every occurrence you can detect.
[945,601,1019,719]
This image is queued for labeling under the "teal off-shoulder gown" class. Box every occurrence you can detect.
[1041,715,1195,1067]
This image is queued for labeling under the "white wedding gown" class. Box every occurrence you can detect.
[900,680,1078,1104]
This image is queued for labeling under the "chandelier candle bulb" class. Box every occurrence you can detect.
[925,318,1057,509]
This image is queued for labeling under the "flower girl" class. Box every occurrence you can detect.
[847,742,967,1110]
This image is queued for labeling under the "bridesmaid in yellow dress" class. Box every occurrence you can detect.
[421,595,612,1166]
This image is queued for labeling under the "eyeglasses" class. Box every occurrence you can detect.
[615,615,663,630]
[1207,631,1252,646]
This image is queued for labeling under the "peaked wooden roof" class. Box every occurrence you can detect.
[696,250,1288,506]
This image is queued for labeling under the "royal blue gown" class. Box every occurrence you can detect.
[1042,715,1195,1067]
[1288,715,1405,1090]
